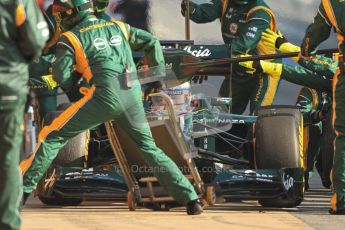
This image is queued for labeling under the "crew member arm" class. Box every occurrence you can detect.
[17,0,49,61]
[296,87,317,125]
[298,55,337,79]
[300,3,332,56]
[189,0,222,23]
[127,25,165,67]
[282,64,332,93]
[52,36,76,92]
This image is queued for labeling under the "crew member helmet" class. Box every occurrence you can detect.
[52,0,93,32]
[93,0,109,13]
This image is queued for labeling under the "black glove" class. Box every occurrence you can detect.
[181,0,196,17]
[319,92,332,120]
[275,35,288,50]
[191,75,208,84]
[312,92,331,123]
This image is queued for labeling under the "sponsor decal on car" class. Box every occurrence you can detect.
[231,119,245,124]
[243,170,274,182]
[183,46,212,57]
[283,173,294,191]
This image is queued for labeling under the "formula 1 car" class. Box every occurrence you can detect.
[23,40,306,209]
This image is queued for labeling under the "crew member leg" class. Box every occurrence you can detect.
[115,82,198,205]
[250,73,280,114]
[22,87,112,194]
[305,124,322,189]
[0,99,25,230]
[219,76,255,114]
[331,72,345,212]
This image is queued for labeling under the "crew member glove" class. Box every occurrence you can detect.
[191,75,208,84]
[181,0,196,17]
[312,92,331,122]
[42,74,58,90]
[261,29,301,61]
[261,29,287,50]
[239,57,283,77]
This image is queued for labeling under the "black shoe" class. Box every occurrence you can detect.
[304,179,310,191]
[186,199,203,215]
[329,208,345,215]
[22,192,30,206]
[304,173,310,191]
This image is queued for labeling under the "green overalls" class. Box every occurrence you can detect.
[301,0,345,212]
[20,15,198,205]
[0,1,48,229]
[296,87,330,188]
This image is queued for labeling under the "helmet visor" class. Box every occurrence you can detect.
[94,1,108,13]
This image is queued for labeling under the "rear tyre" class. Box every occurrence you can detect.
[36,111,87,206]
[255,106,304,208]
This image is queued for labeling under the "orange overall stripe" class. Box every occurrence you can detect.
[331,69,340,210]
[322,0,345,44]
[332,69,340,140]
[309,88,319,110]
[62,31,93,82]
[19,85,96,175]
[322,0,338,29]
[15,3,26,26]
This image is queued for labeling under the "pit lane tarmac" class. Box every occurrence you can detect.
[22,175,344,230]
